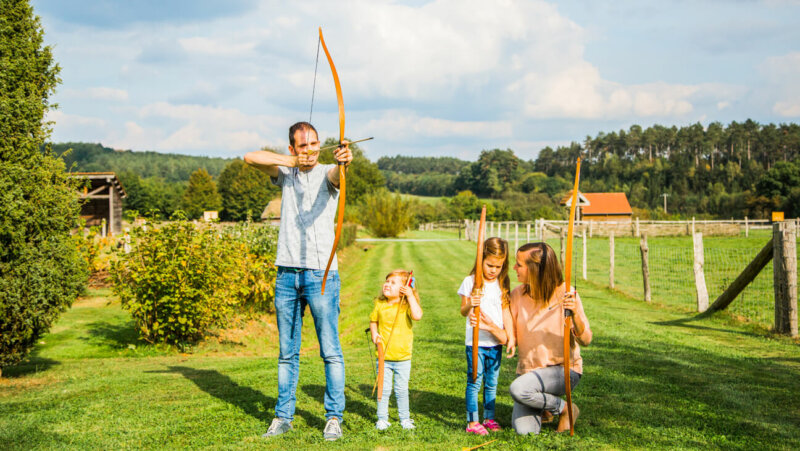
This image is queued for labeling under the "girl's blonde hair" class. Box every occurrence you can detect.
[517,242,563,306]
[469,237,511,304]
[378,269,420,304]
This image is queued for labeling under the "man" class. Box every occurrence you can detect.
[244,122,353,441]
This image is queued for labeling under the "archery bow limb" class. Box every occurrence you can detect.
[562,157,581,436]
[372,271,414,401]
[471,206,487,382]
[318,27,346,296]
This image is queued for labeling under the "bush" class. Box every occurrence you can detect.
[359,189,413,237]
[110,221,246,344]
[222,221,279,314]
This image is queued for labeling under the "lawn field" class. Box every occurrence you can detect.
[2,237,799,450]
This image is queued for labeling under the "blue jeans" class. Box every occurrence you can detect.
[274,267,344,422]
[465,345,502,422]
[376,360,412,421]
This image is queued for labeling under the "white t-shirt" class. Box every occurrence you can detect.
[458,275,505,347]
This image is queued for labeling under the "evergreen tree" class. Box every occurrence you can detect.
[217,159,275,221]
[1,0,87,372]
[180,168,222,219]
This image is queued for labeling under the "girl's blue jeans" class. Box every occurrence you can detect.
[465,345,503,422]
[376,359,412,421]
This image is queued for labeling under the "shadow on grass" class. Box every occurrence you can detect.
[582,335,800,448]
[149,366,324,430]
[650,317,764,338]
[2,349,59,378]
[353,383,465,428]
[83,320,140,349]
[301,383,374,424]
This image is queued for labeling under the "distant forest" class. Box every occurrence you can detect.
[52,119,800,221]
[379,120,800,219]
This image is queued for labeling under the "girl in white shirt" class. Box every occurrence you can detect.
[458,237,514,435]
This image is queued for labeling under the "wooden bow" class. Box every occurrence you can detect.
[471,206,487,382]
[318,27,347,295]
[562,157,581,436]
[373,271,414,401]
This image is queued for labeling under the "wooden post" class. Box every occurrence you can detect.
[635,217,640,237]
[101,218,107,238]
[539,219,544,241]
[700,238,773,317]
[589,220,593,238]
[526,222,531,243]
[560,228,566,264]
[693,232,709,312]
[609,232,615,289]
[745,216,749,238]
[582,229,587,280]
[515,222,519,253]
[691,217,696,236]
[640,234,651,302]
[507,222,511,242]
[489,221,494,237]
[774,221,798,337]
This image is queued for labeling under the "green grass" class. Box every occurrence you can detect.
[2,239,799,449]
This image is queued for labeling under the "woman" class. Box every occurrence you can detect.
[506,242,592,435]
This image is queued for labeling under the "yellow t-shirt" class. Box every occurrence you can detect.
[369,300,414,361]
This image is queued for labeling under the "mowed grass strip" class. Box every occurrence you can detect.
[1,238,799,450]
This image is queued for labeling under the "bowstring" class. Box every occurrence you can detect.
[309,35,321,123]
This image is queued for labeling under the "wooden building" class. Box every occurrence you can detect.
[561,191,633,222]
[70,172,127,235]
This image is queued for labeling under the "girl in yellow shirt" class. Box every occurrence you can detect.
[369,270,423,431]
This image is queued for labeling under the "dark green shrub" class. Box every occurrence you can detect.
[359,189,413,238]
[1,0,88,371]
[222,221,279,314]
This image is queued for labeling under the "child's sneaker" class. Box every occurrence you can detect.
[400,419,416,430]
[465,423,489,436]
[482,419,501,431]
[375,419,391,430]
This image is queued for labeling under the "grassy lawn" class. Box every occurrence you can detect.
[2,238,799,449]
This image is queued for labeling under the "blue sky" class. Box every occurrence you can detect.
[33,0,800,161]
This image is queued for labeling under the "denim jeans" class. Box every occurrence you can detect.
[274,267,344,421]
[465,345,502,422]
[376,359,412,421]
[508,365,581,435]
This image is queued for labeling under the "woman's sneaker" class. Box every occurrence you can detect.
[465,423,489,436]
[323,417,342,441]
[482,419,501,431]
[400,419,416,430]
[375,419,391,430]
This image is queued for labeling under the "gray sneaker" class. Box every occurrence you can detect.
[323,417,342,441]
[262,418,292,438]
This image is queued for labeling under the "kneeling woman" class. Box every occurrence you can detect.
[507,242,592,434]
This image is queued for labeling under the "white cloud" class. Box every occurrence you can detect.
[179,36,256,56]
[762,52,800,117]
[61,87,129,102]
[363,110,512,141]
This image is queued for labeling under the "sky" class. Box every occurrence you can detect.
[32,0,800,161]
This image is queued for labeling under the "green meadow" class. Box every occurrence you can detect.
[2,232,799,450]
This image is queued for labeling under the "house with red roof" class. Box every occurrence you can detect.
[561,191,633,222]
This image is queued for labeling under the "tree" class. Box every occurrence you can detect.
[319,138,385,203]
[180,168,222,219]
[1,0,87,372]
[218,158,276,221]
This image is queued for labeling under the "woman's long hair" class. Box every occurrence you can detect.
[377,269,420,304]
[517,242,563,305]
[469,237,511,304]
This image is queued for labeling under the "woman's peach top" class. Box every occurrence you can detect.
[509,283,592,375]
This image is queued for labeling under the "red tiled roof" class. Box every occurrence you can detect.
[582,192,632,215]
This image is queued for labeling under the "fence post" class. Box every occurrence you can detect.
[609,232,615,289]
[640,234,651,302]
[526,222,530,243]
[745,216,749,237]
[692,217,696,236]
[589,220,594,238]
[515,222,519,253]
[539,219,544,241]
[774,221,798,337]
[560,228,566,264]
[507,222,511,242]
[635,217,640,237]
[582,229,587,280]
[693,232,709,312]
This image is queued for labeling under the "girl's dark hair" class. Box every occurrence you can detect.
[469,237,511,304]
[517,242,563,305]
